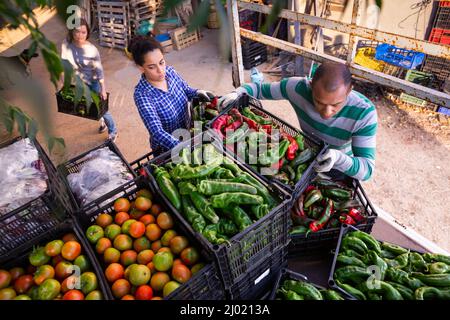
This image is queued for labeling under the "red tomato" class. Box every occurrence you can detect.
[135,285,153,300]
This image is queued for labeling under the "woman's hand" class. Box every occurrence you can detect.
[100,87,107,100]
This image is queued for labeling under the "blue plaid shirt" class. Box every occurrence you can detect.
[134,66,197,152]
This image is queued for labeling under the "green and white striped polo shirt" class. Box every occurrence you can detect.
[236,77,377,181]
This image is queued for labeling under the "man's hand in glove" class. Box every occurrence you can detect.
[218,92,238,110]
[196,89,215,102]
[314,149,341,173]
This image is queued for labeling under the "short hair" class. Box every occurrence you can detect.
[67,18,90,43]
[311,62,352,92]
[128,35,163,66]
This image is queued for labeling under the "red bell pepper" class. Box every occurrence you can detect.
[282,133,299,161]
[339,213,356,225]
[347,208,365,222]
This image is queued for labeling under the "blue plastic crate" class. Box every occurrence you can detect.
[375,43,425,69]
[437,106,450,116]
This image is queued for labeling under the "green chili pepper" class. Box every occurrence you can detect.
[289,225,309,236]
[250,204,270,220]
[171,161,221,180]
[337,254,366,268]
[234,172,278,207]
[152,165,181,210]
[278,288,304,300]
[294,163,308,183]
[408,252,428,273]
[217,219,238,236]
[334,266,372,285]
[321,188,352,201]
[386,281,414,300]
[210,193,264,208]
[350,231,382,254]
[410,272,450,287]
[335,280,366,300]
[212,168,235,179]
[385,268,424,290]
[202,224,228,245]
[289,148,315,169]
[303,189,323,208]
[422,253,450,265]
[428,262,450,274]
[190,192,220,224]
[242,107,272,125]
[181,195,206,233]
[415,287,450,300]
[178,182,197,195]
[359,280,403,300]
[320,289,344,300]
[227,206,253,232]
[341,236,369,255]
[366,250,388,280]
[282,280,323,300]
[384,252,409,269]
[294,134,305,151]
[197,180,257,195]
[225,122,249,144]
[381,242,409,256]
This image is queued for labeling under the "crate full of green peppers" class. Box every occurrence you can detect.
[328,224,450,300]
[207,93,326,204]
[56,85,108,121]
[288,172,378,255]
[146,138,291,288]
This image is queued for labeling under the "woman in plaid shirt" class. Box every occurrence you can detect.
[131,36,213,155]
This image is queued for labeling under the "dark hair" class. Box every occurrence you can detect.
[128,35,163,66]
[311,62,352,92]
[67,18,90,43]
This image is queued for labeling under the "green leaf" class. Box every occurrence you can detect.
[61,59,74,90]
[261,0,286,34]
[74,76,84,106]
[13,108,27,138]
[28,119,39,140]
[91,90,100,110]
[187,0,210,33]
[83,81,93,112]
[47,136,65,154]
[161,0,185,16]
[375,0,383,9]
[0,101,14,133]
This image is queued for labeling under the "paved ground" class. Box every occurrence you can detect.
[1,15,449,251]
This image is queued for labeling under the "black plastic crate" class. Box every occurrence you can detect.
[422,55,450,86]
[129,150,157,176]
[227,246,288,300]
[0,136,72,260]
[56,87,109,121]
[288,170,378,256]
[269,268,355,300]
[57,140,136,213]
[242,38,267,69]
[145,136,292,289]
[206,93,327,208]
[0,219,110,299]
[77,175,225,300]
[327,224,427,300]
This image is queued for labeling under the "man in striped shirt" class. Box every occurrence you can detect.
[220,63,377,181]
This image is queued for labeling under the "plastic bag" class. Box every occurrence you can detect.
[0,138,48,215]
[67,147,134,206]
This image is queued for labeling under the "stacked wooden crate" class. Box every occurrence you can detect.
[97,1,130,49]
[170,26,199,50]
[129,0,164,34]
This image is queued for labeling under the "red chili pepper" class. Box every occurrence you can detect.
[339,213,356,225]
[139,167,148,177]
[242,115,258,130]
[304,185,316,194]
[260,124,272,135]
[225,120,243,132]
[309,199,334,232]
[347,208,365,222]
[282,134,299,161]
[212,115,231,137]
[269,158,284,172]
[229,108,243,122]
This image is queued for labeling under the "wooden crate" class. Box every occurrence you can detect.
[207,11,220,29]
[160,39,173,53]
[97,1,130,49]
[170,27,199,50]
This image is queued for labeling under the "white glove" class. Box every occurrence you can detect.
[314,149,340,173]
[218,92,238,110]
[196,89,215,102]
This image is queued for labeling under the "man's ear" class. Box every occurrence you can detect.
[137,65,145,73]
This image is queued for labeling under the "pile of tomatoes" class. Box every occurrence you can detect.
[0,233,102,300]
[85,188,206,300]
